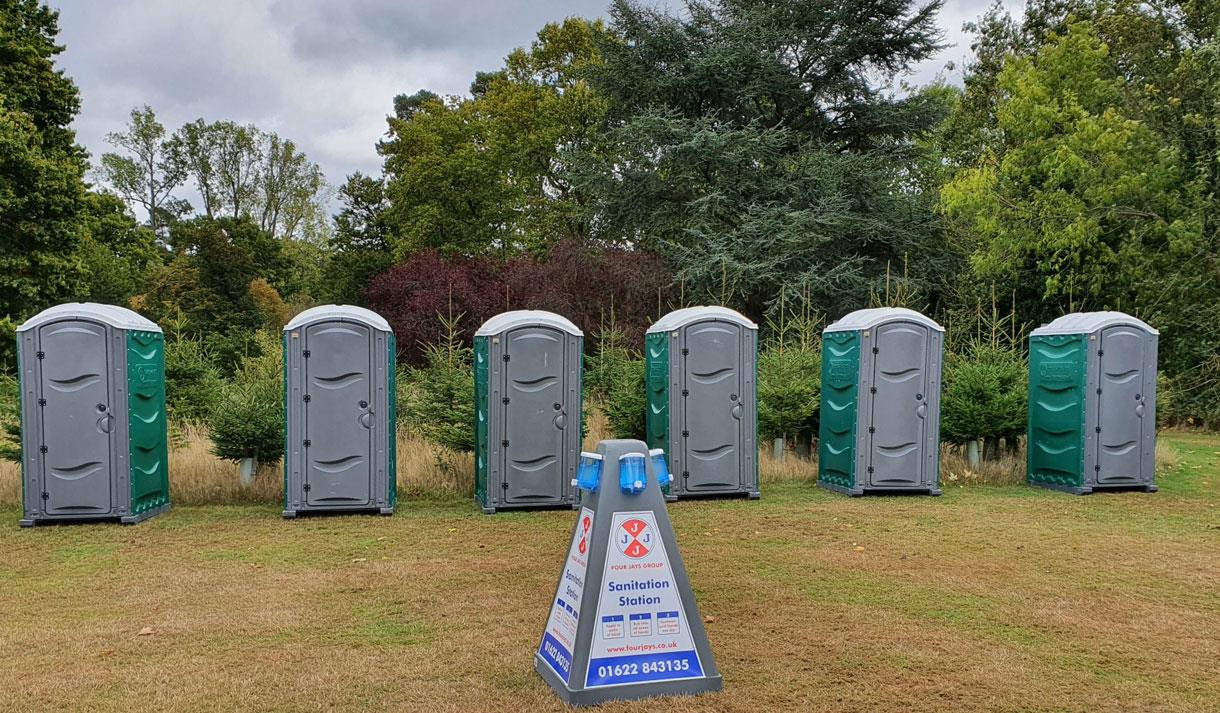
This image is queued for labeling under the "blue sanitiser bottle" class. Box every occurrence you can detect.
[649,448,671,487]
[619,453,647,495]
[575,452,603,492]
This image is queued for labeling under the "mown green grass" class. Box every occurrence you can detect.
[0,432,1216,713]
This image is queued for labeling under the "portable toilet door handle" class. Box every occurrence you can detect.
[359,411,374,429]
[730,403,743,420]
[1135,401,1145,418]
[553,412,568,430]
[916,402,928,419]
[96,412,115,434]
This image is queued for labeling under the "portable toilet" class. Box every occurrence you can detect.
[645,306,759,499]
[474,310,583,514]
[283,305,396,518]
[1027,311,1158,494]
[818,307,944,496]
[16,303,169,526]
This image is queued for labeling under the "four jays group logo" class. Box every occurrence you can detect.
[615,518,653,559]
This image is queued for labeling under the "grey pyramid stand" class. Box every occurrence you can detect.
[535,439,722,706]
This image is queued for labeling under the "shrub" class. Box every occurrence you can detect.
[165,336,223,423]
[758,344,821,442]
[208,331,284,463]
[365,240,674,365]
[0,373,20,463]
[399,315,475,452]
[602,356,646,440]
[941,342,1027,451]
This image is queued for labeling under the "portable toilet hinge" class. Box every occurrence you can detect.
[682,430,689,438]
[870,387,877,394]
[501,481,509,490]
[872,347,879,354]
[1095,465,1101,472]
[1095,426,1101,433]
[502,440,509,447]
[682,471,689,480]
[36,351,44,360]
[303,349,310,358]
[681,348,689,355]
[37,398,46,406]
[303,394,311,402]
[681,389,689,396]
[868,426,875,433]
[502,354,511,362]
[40,491,48,500]
[303,439,311,448]
[303,483,311,492]
[1098,350,1104,356]
[39,445,47,454]
[867,466,874,474]
[502,397,510,404]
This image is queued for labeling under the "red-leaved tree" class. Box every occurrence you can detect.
[363,241,674,363]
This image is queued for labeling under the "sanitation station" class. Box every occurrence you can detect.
[535,439,722,706]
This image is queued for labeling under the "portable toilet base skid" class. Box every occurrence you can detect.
[1027,312,1158,495]
[17,303,171,527]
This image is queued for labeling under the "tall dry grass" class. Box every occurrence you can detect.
[0,415,1186,509]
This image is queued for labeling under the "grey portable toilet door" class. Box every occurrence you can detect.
[681,320,745,491]
[502,325,568,503]
[35,319,114,515]
[866,321,930,487]
[302,321,374,507]
[1095,325,1146,483]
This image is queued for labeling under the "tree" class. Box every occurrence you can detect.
[573,0,954,321]
[940,23,1201,327]
[378,18,610,257]
[323,172,395,302]
[76,191,162,304]
[0,0,88,325]
[168,119,326,240]
[98,105,185,237]
[940,343,1027,459]
[208,331,284,464]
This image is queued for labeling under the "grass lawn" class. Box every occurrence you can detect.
[1,432,1217,713]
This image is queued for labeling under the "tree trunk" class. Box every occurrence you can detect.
[772,438,785,461]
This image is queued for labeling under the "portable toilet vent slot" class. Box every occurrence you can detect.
[17,303,170,526]
[1027,311,1158,494]
[474,310,583,514]
[283,305,397,518]
[818,307,944,496]
[645,306,759,500]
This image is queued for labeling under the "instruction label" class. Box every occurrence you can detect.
[584,511,703,688]
[539,507,594,683]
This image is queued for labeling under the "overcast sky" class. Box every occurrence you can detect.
[52,0,1016,208]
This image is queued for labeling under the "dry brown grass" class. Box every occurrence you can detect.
[0,432,1215,712]
[0,418,1192,510]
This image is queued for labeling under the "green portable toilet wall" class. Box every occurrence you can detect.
[645,306,759,500]
[1028,311,1158,494]
[16,303,170,526]
[283,305,397,518]
[474,310,583,514]
[817,307,944,496]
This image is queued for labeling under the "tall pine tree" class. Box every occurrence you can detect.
[0,0,88,323]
